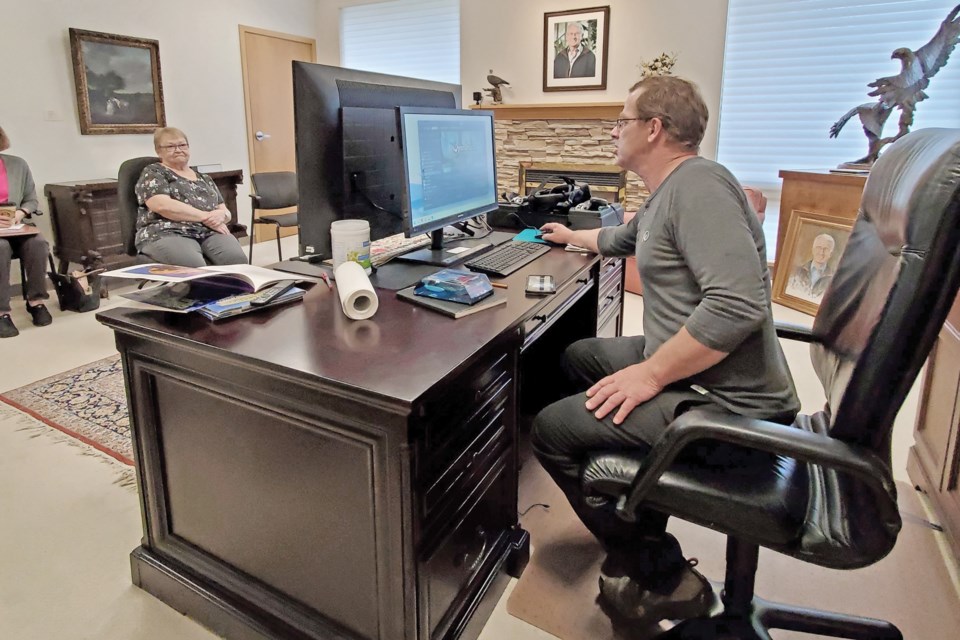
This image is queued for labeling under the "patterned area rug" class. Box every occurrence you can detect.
[0,354,132,465]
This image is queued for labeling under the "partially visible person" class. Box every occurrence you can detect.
[787,233,836,300]
[135,127,246,267]
[533,77,799,625]
[553,22,596,79]
[0,126,52,338]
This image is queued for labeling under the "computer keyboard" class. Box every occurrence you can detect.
[464,241,552,277]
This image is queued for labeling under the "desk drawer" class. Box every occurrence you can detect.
[422,394,510,519]
[419,352,511,452]
[523,273,595,349]
[420,454,512,639]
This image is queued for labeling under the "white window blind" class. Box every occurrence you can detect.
[717,0,960,256]
[340,0,460,84]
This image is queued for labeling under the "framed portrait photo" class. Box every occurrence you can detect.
[543,6,610,92]
[69,28,166,135]
[772,210,854,316]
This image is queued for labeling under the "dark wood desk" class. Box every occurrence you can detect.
[44,170,246,273]
[97,249,623,640]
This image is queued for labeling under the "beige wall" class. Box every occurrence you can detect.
[0,0,319,238]
[319,0,729,158]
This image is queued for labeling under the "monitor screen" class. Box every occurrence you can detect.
[399,108,498,237]
[292,62,460,260]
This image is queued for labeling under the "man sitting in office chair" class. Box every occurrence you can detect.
[535,76,799,625]
[134,127,246,267]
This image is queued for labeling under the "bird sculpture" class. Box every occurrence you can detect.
[830,4,960,167]
[484,74,510,104]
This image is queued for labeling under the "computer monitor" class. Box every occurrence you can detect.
[292,62,460,260]
[395,107,499,266]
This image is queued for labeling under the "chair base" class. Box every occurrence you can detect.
[656,594,903,640]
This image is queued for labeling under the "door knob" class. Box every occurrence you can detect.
[255,131,271,141]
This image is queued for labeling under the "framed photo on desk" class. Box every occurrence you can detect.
[543,6,610,92]
[772,210,852,316]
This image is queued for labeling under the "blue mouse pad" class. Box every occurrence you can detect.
[513,228,547,244]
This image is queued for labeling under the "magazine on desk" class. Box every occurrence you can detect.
[120,282,306,320]
[103,263,297,293]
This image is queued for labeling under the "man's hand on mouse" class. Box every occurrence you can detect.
[539,222,574,245]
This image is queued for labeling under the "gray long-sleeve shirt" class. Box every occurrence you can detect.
[598,157,799,419]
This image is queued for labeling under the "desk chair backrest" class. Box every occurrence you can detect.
[117,156,159,256]
[801,129,960,560]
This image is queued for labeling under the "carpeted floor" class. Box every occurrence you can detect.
[0,354,131,465]
[508,456,960,640]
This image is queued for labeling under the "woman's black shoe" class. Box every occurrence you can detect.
[27,303,53,326]
[0,314,19,338]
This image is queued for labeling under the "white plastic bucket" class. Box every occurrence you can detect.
[331,219,372,275]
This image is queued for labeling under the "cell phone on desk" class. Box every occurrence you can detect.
[525,274,556,295]
[249,280,298,306]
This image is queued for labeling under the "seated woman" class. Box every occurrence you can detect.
[135,127,247,267]
[0,125,52,338]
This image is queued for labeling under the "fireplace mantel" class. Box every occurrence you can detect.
[471,102,621,120]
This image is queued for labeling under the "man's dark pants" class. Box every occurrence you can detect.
[530,335,716,585]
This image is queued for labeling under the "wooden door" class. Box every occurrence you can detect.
[239,26,315,243]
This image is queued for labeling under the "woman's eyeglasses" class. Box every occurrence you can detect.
[159,143,190,151]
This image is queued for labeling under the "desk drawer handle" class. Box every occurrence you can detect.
[457,526,489,572]
[577,277,590,285]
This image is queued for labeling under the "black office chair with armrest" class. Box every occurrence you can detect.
[117,156,160,263]
[581,128,960,639]
[248,171,298,264]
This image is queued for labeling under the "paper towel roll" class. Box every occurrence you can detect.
[335,260,379,320]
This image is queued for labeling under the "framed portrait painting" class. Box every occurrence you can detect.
[772,210,854,316]
[69,28,166,135]
[543,6,610,92]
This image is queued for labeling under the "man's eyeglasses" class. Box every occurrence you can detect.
[614,118,642,130]
[159,143,189,151]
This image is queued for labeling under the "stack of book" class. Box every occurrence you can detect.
[103,263,306,321]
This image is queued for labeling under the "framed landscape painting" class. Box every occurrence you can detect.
[772,210,853,316]
[69,28,166,135]
[543,6,610,92]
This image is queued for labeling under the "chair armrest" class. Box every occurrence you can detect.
[249,193,262,208]
[616,407,895,520]
[775,321,815,343]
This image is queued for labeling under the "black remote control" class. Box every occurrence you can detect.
[249,280,297,306]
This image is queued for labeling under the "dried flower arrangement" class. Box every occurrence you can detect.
[638,52,678,78]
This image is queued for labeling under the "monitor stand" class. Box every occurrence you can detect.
[396,228,499,267]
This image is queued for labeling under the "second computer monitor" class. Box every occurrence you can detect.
[399,107,498,253]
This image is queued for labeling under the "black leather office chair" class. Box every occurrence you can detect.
[117,156,159,263]
[581,128,960,639]
[248,171,298,263]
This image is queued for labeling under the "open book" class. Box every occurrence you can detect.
[103,263,295,293]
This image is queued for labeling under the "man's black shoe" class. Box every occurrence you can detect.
[0,314,19,338]
[598,558,717,624]
[27,303,53,327]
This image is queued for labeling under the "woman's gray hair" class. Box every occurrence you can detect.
[153,127,189,151]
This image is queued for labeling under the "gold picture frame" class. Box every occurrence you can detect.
[69,28,166,135]
[772,210,854,316]
[543,6,610,92]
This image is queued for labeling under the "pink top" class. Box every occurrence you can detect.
[0,157,9,204]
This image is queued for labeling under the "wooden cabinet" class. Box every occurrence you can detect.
[908,294,960,560]
[44,170,246,272]
[776,170,866,270]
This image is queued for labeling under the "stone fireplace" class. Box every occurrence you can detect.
[481,102,648,213]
